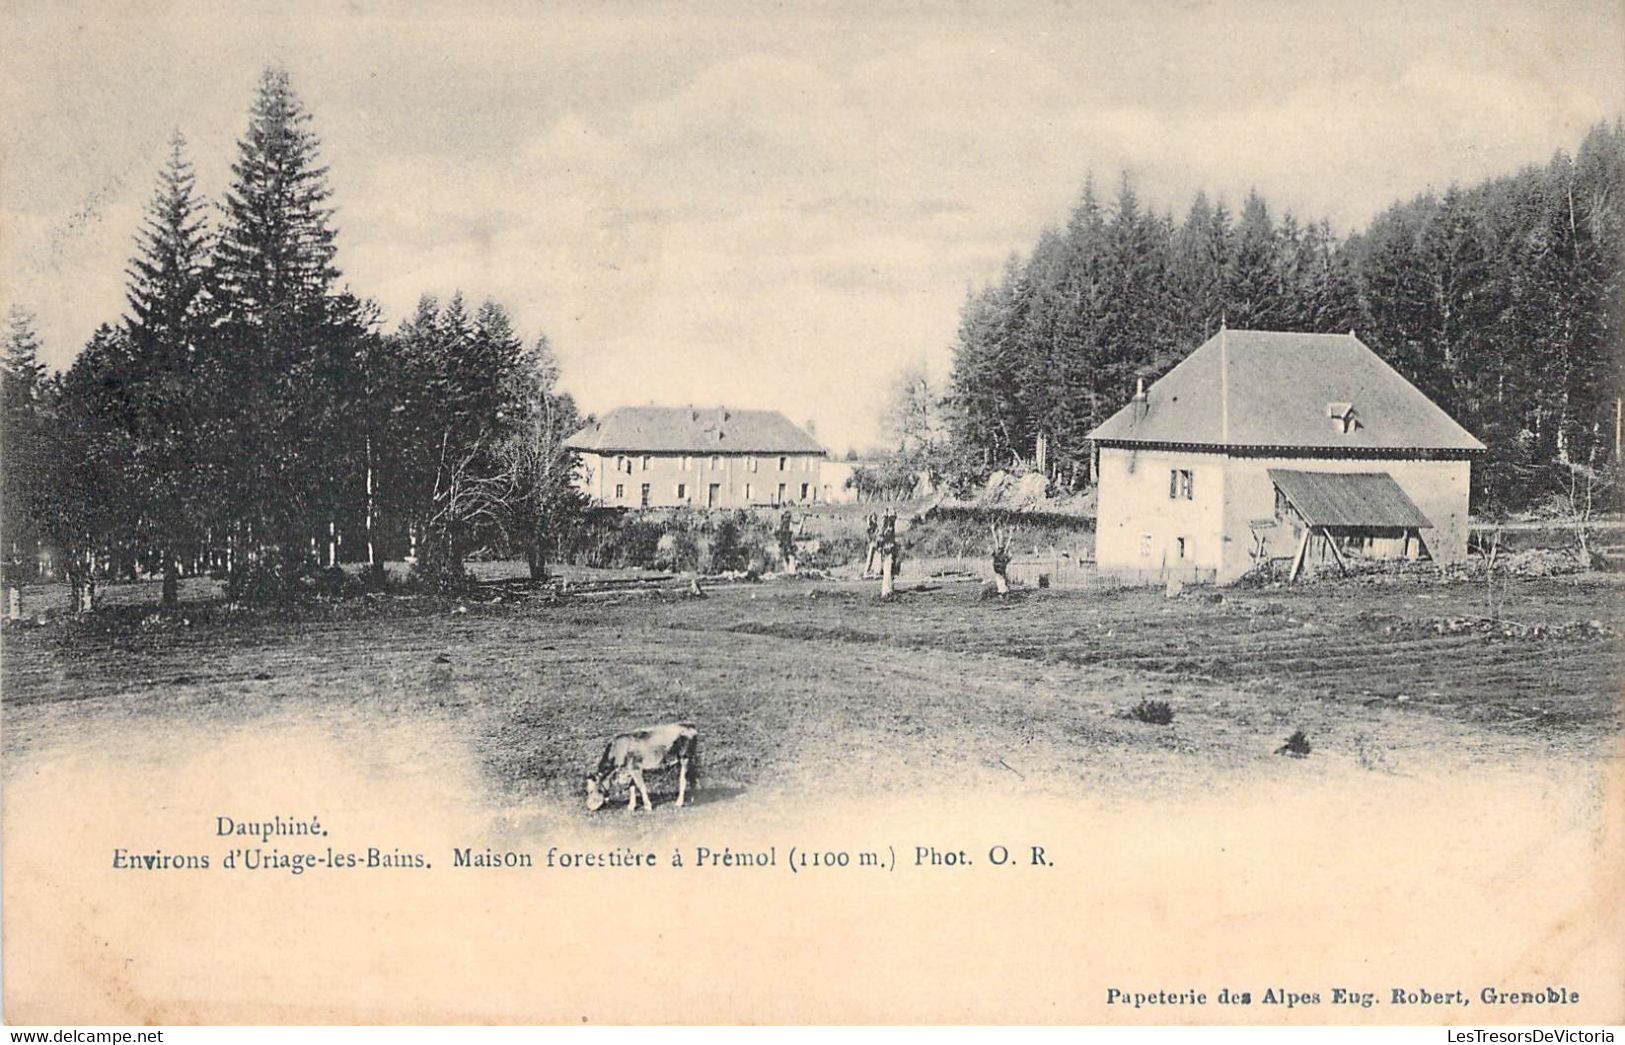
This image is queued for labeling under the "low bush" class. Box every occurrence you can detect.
[1128,699,1174,725]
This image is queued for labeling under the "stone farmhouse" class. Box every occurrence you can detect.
[1087,329,1484,584]
[565,405,825,508]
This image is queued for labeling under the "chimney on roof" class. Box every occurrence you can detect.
[1132,377,1149,422]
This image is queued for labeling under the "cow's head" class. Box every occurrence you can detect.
[584,775,607,811]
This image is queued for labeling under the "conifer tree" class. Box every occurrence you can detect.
[2,308,49,566]
[209,66,348,581]
[213,68,338,324]
[124,130,211,606]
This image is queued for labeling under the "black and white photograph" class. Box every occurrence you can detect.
[1,0,1621,1029]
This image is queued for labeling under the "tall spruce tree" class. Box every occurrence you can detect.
[209,66,347,582]
[1228,189,1281,329]
[213,68,338,322]
[124,130,211,606]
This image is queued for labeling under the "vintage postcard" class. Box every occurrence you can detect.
[2,0,1622,1027]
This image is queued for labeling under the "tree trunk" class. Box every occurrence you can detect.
[880,553,894,598]
[161,548,179,610]
[365,435,376,566]
[71,550,96,615]
[527,532,547,581]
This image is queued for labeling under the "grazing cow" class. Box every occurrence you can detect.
[585,722,700,813]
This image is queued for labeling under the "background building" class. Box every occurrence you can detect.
[566,406,825,508]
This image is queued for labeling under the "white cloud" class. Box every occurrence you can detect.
[3,1,1621,450]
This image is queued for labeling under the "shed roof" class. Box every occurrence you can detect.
[564,406,824,454]
[1088,330,1484,452]
[1268,468,1433,529]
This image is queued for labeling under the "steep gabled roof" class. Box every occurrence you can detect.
[564,406,824,455]
[1088,330,1484,452]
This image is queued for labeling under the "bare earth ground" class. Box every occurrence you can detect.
[4,570,1621,804]
[3,569,1624,1023]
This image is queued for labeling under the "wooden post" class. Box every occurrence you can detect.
[991,525,1011,595]
[1289,528,1312,582]
[1324,531,1350,575]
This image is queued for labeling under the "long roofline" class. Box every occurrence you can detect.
[1091,438,1483,458]
[564,404,826,455]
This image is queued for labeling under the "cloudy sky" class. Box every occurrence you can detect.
[3,0,1621,451]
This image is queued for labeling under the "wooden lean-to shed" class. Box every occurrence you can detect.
[1087,329,1485,584]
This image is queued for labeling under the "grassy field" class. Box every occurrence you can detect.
[3,566,1620,815]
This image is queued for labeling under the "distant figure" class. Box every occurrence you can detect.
[864,512,880,576]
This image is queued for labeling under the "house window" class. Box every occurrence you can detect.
[800,483,810,501]
[710,455,721,470]
[615,455,627,474]
[642,456,651,471]
[676,483,687,500]
[747,456,758,473]
[682,456,692,470]
[1139,534,1153,558]
[1169,469,1193,500]
[776,483,786,504]
[614,483,625,500]
[1175,537,1188,560]
[640,483,651,507]
[744,482,753,501]
[778,456,788,471]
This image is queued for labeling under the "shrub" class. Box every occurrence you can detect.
[408,558,479,595]
[805,533,867,569]
[1129,699,1174,725]
[709,518,748,572]
[360,562,389,593]
[227,557,318,605]
[1276,729,1311,757]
